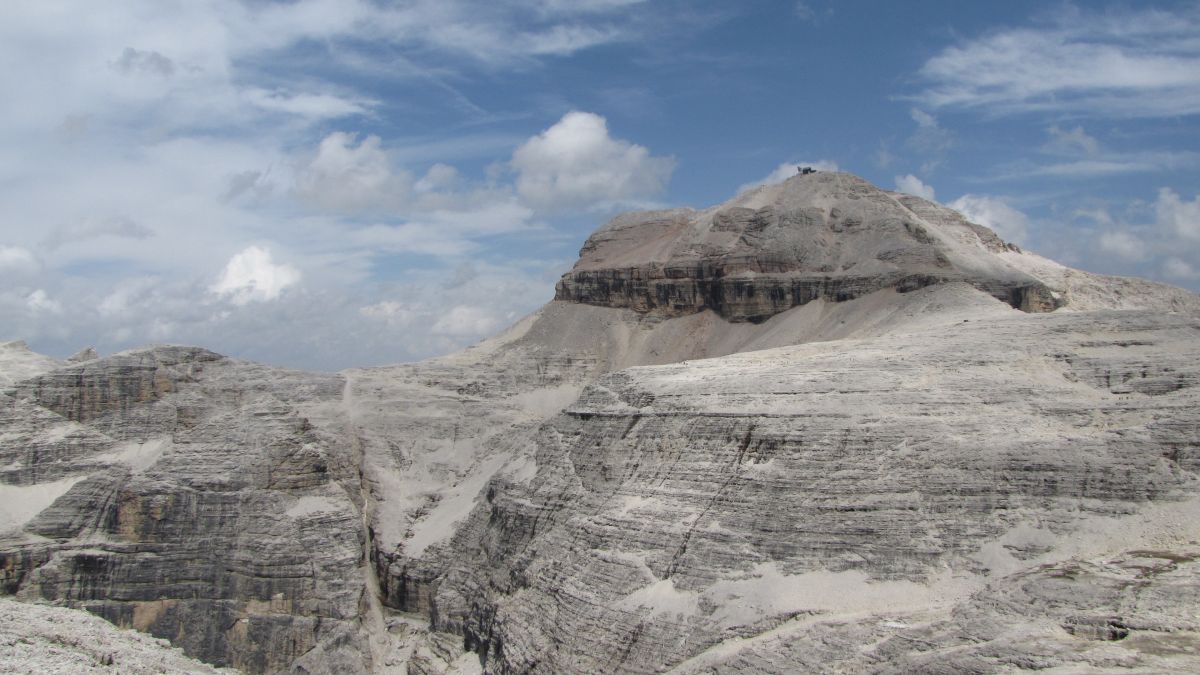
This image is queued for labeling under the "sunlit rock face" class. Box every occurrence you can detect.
[555,172,1062,319]
[422,301,1200,673]
[0,347,368,673]
[3,173,1200,674]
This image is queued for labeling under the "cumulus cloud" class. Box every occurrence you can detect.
[1163,257,1198,280]
[894,175,936,201]
[512,111,675,211]
[25,289,62,314]
[1064,187,1200,286]
[738,160,839,192]
[948,194,1031,244]
[1097,230,1148,261]
[415,164,461,193]
[432,305,505,337]
[211,246,301,306]
[354,260,558,364]
[0,2,674,369]
[1156,187,1200,241]
[294,132,412,213]
[0,246,39,275]
[915,6,1200,117]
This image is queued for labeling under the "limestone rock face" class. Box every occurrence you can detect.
[3,172,1200,673]
[420,300,1200,672]
[1,347,367,673]
[555,172,1061,320]
[0,340,61,387]
[0,597,238,674]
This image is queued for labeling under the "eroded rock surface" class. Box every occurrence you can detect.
[555,172,1064,320]
[419,300,1200,672]
[2,173,1200,673]
[1,347,367,673]
[0,597,239,674]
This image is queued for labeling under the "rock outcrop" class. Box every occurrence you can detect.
[1,347,367,673]
[415,296,1200,672]
[2,172,1199,673]
[555,172,1063,320]
[0,598,237,674]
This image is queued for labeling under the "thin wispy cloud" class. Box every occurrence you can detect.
[989,150,1200,180]
[915,5,1200,117]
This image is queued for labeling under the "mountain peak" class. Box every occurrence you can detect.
[555,171,1059,322]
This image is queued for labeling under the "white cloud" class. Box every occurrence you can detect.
[1163,257,1198,280]
[990,150,1200,181]
[223,170,274,203]
[41,216,154,251]
[907,108,954,161]
[242,88,373,120]
[739,160,839,193]
[1052,186,1200,287]
[1097,230,1148,261]
[432,305,506,337]
[351,260,559,365]
[0,1,670,369]
[0,246,39,275]
[915,6,1200,117]
[26,289,62,314]
[894,174,936,201]
[512,111,675,211]
[793,1,832,23]
[360,300,415,323]
[111,47,175,77]
[948,194,1030,244]
[294,132,412,213]
[1156,188,1200,241]
[350,223,474,258]
[1044,125,1100,156]
[415,164,461,193]
[211,246,301,305]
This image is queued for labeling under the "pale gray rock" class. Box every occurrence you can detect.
[1,347,368,673]
[0,340,61,388]
[0,597,239,674]
[2,173,1199,674]
[418,296,1200,672]
[555,172,1065,320]
[66,346,99,363]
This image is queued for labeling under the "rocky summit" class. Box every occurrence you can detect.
[556,172,1061,318]
[2,173,1200,674]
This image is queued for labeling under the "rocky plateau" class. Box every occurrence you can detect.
[2,172,1199,673]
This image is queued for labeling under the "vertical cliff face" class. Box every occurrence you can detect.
[1,348,368,673]
[554,172,1061,320]
[3,172,1200,673]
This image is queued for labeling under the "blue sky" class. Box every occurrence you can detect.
[2,0,1198,370]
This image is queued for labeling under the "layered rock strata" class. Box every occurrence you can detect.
[415,291,1200,673]
[2,172,1200,673]
[0,597,238,674]
[1,347,367,673]
[555,172,1062,320]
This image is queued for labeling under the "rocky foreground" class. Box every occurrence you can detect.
[2,172,1199,673]
[0,597,235,674]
